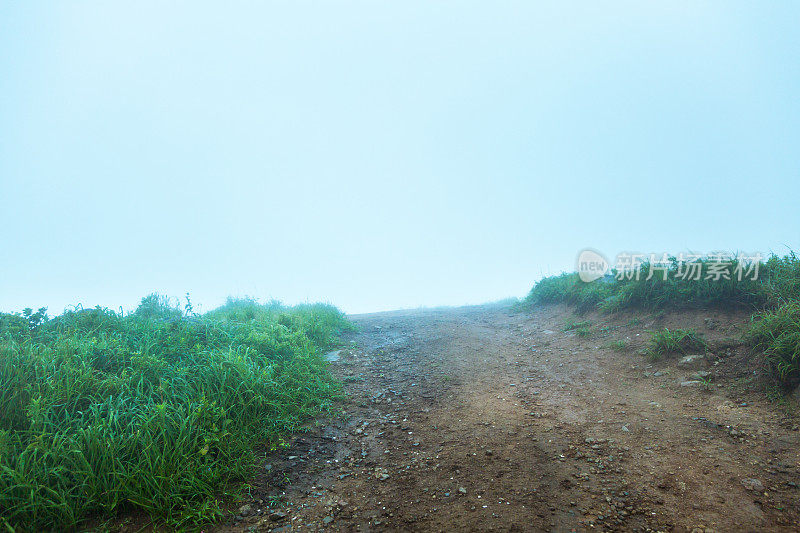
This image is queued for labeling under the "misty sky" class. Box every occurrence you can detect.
[2,2,799,315]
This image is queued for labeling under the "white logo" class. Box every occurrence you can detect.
[576,249,609,282]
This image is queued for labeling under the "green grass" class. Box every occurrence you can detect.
[520,252,800,388]
[562,319,594,337]
[522,253,800,313]
[745,301,800,389]
[517,273,614,314]
[562,319,592,332]
[0,295,353,530]
[646,328,707,359]
[603,339,628,352]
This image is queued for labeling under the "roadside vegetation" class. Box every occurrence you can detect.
[562,319,591,332]
[646,328,707,360]
[0,294,353,531]
[744,301,800,389]
[520,252,800,388]
[603,339,628,352]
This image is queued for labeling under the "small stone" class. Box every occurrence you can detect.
[269,510,287,521]
[741,478,764,492]
[677,354,707,369]
[680,380,703,387]
[238,504,252,516]
[322,516,333,525]
[458,486,467,494]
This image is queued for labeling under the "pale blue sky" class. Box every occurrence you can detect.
[1,2,798,314]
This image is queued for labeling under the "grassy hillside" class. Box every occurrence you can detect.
[520,253,800,388]
[0,295,353,530]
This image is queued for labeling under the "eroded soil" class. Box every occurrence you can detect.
[215,303,800,532]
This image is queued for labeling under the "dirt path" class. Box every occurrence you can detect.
[219,303,800,532]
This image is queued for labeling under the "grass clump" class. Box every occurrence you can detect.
[646,328,707,359]
[563,319,593,337]
[603,339,628,352]
[0,295,352,531]
[563,319,592,332]
[745,301,800,389]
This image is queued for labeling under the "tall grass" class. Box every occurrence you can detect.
[518,273,614,314]
[0,295,353,530]
[521,254,800,313]
[745,301,800,388]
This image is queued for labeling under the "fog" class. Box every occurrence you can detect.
[2,2,799,314]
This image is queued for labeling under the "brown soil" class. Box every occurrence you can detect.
[214,303,800,532]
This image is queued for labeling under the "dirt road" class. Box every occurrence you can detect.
[222,303,800,532]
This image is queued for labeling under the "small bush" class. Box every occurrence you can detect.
[646,328,707,359]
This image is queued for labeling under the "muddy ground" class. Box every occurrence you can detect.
[214,303,800,532]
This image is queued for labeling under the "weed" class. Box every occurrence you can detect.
[603,340,628,352]
[563,319,592,332]
[745,301,800,388]
[646,328,707,359]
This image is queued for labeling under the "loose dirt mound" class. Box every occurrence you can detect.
[213,303,800,532]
